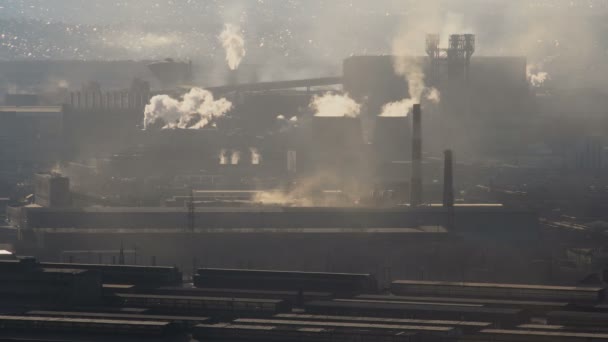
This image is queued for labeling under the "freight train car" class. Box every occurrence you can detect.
[193,323,418,342]
[274,313,492,333]
[356,294,570,314]
[547,311,608,328]
[26,310,210,329]
[304,300,526,327]
[41,262,182,287]
[391,280,604,303]
[195,268,377,295]
[232,318,459,340]
[135,286,333,307]
[463,328,608,342]
[107,293,291,317]
[0,315,177,337]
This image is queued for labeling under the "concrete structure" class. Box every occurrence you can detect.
[34,173,71,207]
[0,106,64,181]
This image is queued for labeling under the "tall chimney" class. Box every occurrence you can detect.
[443,149,454,208]
[410,104,423,207]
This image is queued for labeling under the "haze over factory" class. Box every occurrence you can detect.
[0,1,608,341]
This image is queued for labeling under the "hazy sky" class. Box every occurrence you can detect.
[1,0,608,88]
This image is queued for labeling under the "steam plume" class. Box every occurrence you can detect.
[380,88,441,117]
[219,24,246,70]
[387,29,442,118]
[527,64,550,88]
[143,88,232,130]
[311,92,361,118]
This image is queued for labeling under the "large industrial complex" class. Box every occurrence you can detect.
[1,0,608,340]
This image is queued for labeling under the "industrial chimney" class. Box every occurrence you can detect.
[410,104,423,207]
[443,149,454,208]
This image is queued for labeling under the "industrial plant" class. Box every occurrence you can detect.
[0,0,607,341]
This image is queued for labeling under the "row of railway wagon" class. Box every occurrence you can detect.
[0,265,607,341]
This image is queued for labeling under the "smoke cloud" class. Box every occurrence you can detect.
[527,64,550,88]
[219,24,246,70]
[311,93,361,118]
[380,88,441,117]
[143,88,232,130]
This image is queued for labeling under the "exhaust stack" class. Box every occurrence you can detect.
[443,149,454,208]
[410,104,423,207]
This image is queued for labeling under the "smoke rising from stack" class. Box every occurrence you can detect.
[380,88,441,117]
[527,64,550,88]
[219,24,246,71]
[143,88,232,130]
[311,93,361,118]
[384,28,443,118]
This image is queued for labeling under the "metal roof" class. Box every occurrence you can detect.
[114,293,285,303]
[548,310,608,320]
[233,318,456,333]
[159,286,332,297]
[0,106,63,113]
[392,280,605,292]
[336,298,484,308]
[199,268,372,277]
[357,294,569,308]
[274,314,491,327]
[0,315,170,326]
[305,300,524,315]
[33,227,448,234]
[482,329,608,339]
[26,310,210,322]
[198,323,275,331]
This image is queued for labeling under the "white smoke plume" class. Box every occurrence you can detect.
[311,92,361,118]
[219,24,246,70]
[527,64,550,88]
[380,88,441,117]
[426,87,441,103]
[388,25,443,118]
[250,147,261,165]
[143,88,232,130]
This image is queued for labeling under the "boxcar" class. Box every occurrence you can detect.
[195,268,377,295]
[391,280,604,303]
[108,293,291,316]
[0,315,176,336]
[547,311,608,328]
[193,323,418,342]
[463,329,608,342]
[304,300,526,327]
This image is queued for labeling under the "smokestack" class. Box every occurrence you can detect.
[410,104,423,207]
[443,150,454,208]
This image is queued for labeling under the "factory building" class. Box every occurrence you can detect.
[0,106,64,183]
[343,53,530,156]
